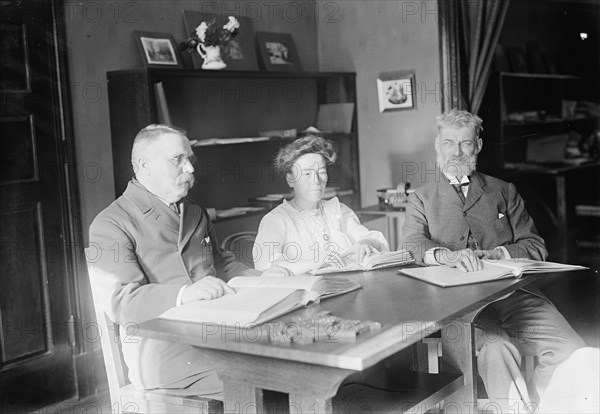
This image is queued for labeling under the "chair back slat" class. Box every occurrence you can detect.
[220,231,257,268]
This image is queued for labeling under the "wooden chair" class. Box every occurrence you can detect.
[88,267,222,413]
[220,231,257,268]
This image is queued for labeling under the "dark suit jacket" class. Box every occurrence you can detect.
[400,171,547,262]
[88,179,253,389]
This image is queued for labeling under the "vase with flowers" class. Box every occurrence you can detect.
[180,16,239,70]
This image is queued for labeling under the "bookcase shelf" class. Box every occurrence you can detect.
[107,68,360,238]
[479,72,599,261]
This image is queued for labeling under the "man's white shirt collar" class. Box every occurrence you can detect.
[447,174,471,186]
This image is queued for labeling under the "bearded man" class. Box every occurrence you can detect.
[400,110,584,412]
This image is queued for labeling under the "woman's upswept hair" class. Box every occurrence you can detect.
[274,135,337,175]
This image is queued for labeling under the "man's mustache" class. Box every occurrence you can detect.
[177,174,195,186]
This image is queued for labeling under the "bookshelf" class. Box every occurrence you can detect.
[479,72,600,261]
[107,68,360,237]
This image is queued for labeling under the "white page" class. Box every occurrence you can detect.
[159,287,299,326]
[398,262,515,287]
[228,276,318,291]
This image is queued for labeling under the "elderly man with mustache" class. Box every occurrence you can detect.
[400,110,584,413]
[88,124,278,397]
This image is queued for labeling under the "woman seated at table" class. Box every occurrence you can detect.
[254,135,389,275]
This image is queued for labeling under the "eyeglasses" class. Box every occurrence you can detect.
[168,154,197,167]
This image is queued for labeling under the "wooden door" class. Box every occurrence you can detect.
[0,0,77,408]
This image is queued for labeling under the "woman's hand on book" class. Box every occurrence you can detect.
[324,250,347,268]
[181,276,236,304]
[435,248,483,272]
[354,240,380,264]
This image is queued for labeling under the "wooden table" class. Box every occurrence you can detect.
[136,269,543,413]
[357,205,406,250]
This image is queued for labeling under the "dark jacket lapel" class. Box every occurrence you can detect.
[178,200,203,249]
[123,179,179,233]
[464,172,485,211]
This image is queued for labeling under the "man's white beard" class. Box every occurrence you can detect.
[438,154,477,179]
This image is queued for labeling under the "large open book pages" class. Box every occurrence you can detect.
[311,250,415,275]
[159,276,361,327]
[398,259,587,287]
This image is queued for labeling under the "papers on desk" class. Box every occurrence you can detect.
[397,259,587,287]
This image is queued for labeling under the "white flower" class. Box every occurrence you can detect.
[223,16,239,32]
[196,22,208,42]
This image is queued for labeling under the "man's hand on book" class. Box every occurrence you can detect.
[474,248,505,261]
[181,276,236,304]
[435,248,483,272]
[262,264,294,277]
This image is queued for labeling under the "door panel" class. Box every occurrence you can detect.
[0,0,76,407]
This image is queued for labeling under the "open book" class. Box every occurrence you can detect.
[159,276,361,327]
[311,250,415,275]
[397,259,587,287]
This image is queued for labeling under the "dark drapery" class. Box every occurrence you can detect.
[439,0,510,113]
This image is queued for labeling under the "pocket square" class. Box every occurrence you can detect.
[498,213,505,219]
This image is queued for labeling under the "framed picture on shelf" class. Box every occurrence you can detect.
[255,32,302,72]
[182,11,259,71]
[133,31,181,68]
[377,70,416,112]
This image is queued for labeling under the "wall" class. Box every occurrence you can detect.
[65,0,319,241]
[317,0,442,206]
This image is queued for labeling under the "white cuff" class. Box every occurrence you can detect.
[497,246,511,259]
[425,248,449,265]
[176,285,187,306]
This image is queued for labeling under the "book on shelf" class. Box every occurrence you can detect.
[317,103,355,134]
[153,82,172,125]
[192,137,270,146]
[575,202,600,217]
[159,276,362,327]
[397,259,588,287]
[311,250,415,275]
[576,237,600,249]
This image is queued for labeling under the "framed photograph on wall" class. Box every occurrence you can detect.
[255,32,302,72]
[377,71,416,112]
[182,11,259,71]
[134,31,181,68]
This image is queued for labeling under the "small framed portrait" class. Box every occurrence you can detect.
[134,31,181,68]
[377,71,416,112]
[255,32,302,72]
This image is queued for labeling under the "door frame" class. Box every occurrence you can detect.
[47,0,96,399]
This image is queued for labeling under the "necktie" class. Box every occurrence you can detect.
[453,183,468,203]
[452,183,479,249]
[169,203,180,215]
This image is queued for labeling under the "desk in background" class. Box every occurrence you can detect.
[357,204,406,249]
[137,269,545,413]
[504,160,600,261]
